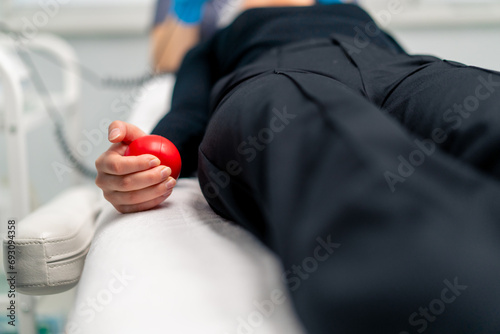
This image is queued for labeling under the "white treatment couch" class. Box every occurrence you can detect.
[3,76,306,334]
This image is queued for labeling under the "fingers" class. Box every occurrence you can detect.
[103,176,177,207]
[96,120,178,214]
[107,120,147,144]
[97,165,172,192]
[113,189,174,214]
[95,150,160,176]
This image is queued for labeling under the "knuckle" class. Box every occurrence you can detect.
[118,176,133,191]
[122,191,138,204]
[147,170,162,185]
[155,181,168,195]
[135,169,158,187]
[114,204,128,214]
[106,159,121,174]
[95,175,103,188]
[96,151,110,169]
[102,191,113,202]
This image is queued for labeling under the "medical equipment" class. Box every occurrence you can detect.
[0,0,242,184]
[0,32,82,334]
[0,21,176,181]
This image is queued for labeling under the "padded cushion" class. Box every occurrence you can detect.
[66,178,306,334]
[2,186,100,295]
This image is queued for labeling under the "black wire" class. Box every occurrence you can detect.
[1,20,171,88]
[30,49,170,89]
[17,47,99,179]
[0,2,201,179]
[0,1,201,90]
[0,22,165,180]
[101,72,168,88]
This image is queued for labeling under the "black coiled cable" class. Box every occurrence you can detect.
[1,21,169,179]
[0,19,177,180]
[54,121,98,179]
[17,47,100,179]
[101,72,163,88]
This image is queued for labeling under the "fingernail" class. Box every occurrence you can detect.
[108,128,120,141]
[161,167,171,179]
[166,178,176,190]
[149,158,161,168]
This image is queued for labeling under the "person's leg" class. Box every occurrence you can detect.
[198,70,500,333]
[381,61,500,180]
[334,32,500,181]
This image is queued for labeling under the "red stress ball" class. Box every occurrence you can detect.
[124,135,182,179]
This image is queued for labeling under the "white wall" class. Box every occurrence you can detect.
[359,0,500,70]
[6,0,156,35]
[0,35,151,212]
[361,0,500,27]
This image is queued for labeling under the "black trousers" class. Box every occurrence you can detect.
[198,33,500,333]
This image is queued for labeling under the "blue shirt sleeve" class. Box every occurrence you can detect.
[153,0,223,41]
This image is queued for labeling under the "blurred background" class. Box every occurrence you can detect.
[0,0,499,332]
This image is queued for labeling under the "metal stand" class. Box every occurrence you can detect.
[0,33,81,334]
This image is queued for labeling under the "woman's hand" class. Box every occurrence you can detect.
[95,121,177,213]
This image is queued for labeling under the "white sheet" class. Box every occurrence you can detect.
[66,179,306,334]
[66,77,306,334]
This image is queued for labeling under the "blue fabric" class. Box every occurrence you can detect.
[318,0,356,3]
[154,0,356,27]
[153,0,222,39]
[171,0,209,24]
[153,0,356,36]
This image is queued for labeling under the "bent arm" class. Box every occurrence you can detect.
[152,40,215,177]
[151,0,209,73]
[151,16,200,73]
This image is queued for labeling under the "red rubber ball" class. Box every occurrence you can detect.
[124,135,182,179]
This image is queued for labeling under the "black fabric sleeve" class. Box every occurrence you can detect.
[151,40,215,177]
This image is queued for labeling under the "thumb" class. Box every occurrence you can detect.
[108,120,146,145]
